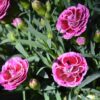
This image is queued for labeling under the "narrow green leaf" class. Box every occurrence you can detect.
[27,55,39,62]
[68,92,72,100]
[87,0,93,9]
[36,67,46,75]
[90,42,95,55]
[15,42,29,58]
[55,91,62,100]
[36,52,51,67]
[44,86,56,91]
[44,93,50,100]
[0,39,10,45]
[18,39,37,48]
[46,53,52,64]
[81,95,87,100]
[47,39,51,48]
[72,96,78,100]
[26,19,47,40]
[45,20,52,33]
[58,36,64,50]
[81,88,100,94]
[33,18,40,27]
[77,72,100,89]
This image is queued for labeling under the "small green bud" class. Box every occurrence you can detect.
[46,0,51,12]
[7,32,16,42]
[29,79,40,90]
[32,0,46,16]
[47,32,53,39]
[20,1,30,10]
[40,18,46,27]
[45,12,51,19]
[94,30,100,43]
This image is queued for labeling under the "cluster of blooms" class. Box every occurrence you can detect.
[0,1,89,90]
[53,4,89,87]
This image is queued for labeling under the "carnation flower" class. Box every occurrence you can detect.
[52,52,88,87]
[0,56,29,91]
[0,0,10,19]
[56,4,90,39]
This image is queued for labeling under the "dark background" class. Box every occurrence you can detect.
[0,87,22,100]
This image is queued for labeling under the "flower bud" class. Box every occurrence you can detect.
[29,79,40,90]
[76,37,86,45]
[31,0,46,16]
[94,30,100,43]
[12,18,25,29]
[46,0,51,12]
[45,12,51,19]
[7,32,16,42]
[40,18,46,27]
[20,0,30,10]
[47,32,53,39]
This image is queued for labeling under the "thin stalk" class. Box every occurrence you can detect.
[22,90,26,100]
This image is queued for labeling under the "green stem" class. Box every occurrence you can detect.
[22,90,26,100]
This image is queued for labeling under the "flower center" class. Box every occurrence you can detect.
[64,65,72,74]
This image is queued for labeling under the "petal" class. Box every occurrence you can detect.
[55,68,64,79]
[71,66,79,73]
[60,74,67,81]
[66,76,75,82]
[61,20,69,30]
[3,71,11,80]
[76,9,82,21]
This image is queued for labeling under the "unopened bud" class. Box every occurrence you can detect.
[46,0,51,12]
[32,0,46,16]
[45,12,51,19]
[12,18,25,29]
[29,79,40,90]
[76,37,86,45]
[94,30,100,43]
[47,32,53,39]
[40,18,46,27]
[20,0,30,9]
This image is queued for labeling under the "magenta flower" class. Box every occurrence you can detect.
[0,57,29,91]
[12,18,23,28]
[0,0,10,19]
[56,4,90,39]
[76,37,86,45]
[52,52,88,87]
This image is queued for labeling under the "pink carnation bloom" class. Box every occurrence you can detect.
[0,0,10,19]
[76,37,86,45]
[56,4,90,39]
[52,52,88,87]
[0,57,29,91]
[12,18,23,28]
